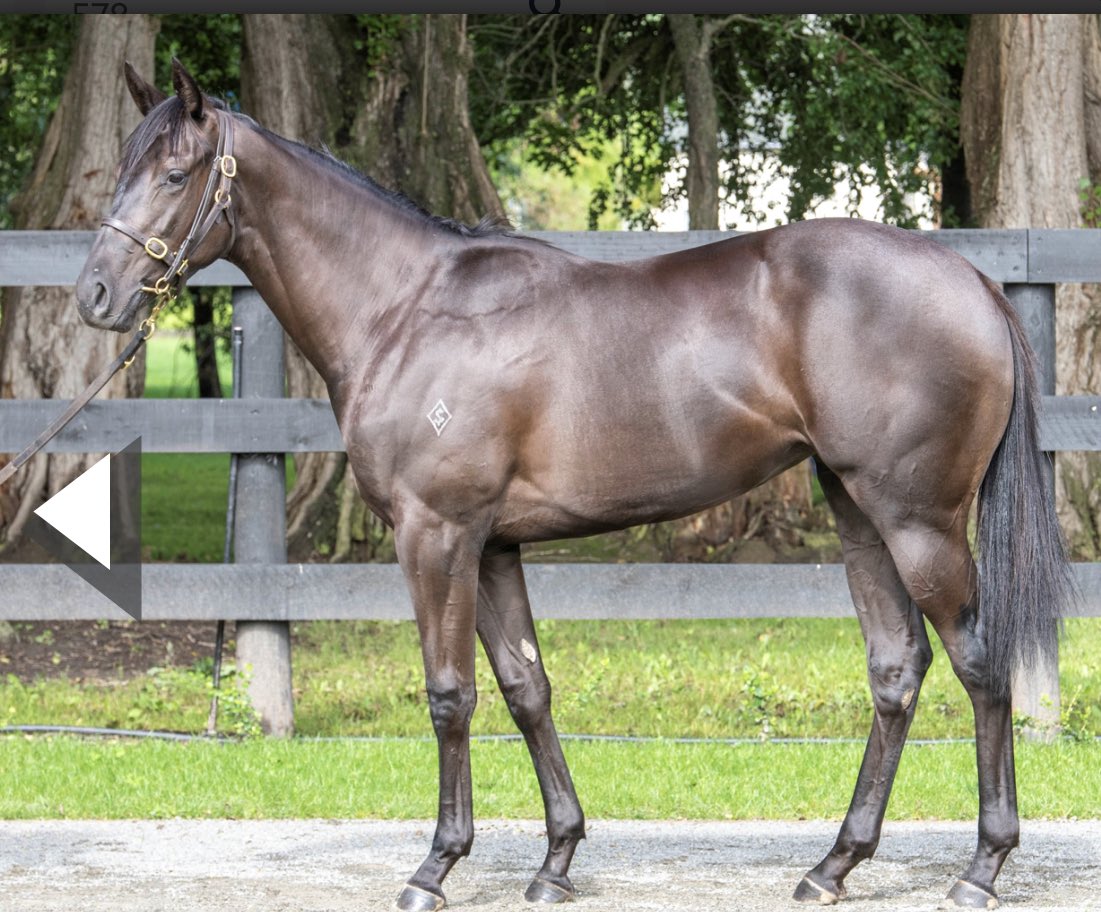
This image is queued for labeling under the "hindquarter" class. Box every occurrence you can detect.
[781,222,1014,534]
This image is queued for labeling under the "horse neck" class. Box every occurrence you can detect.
[223,122,450,396]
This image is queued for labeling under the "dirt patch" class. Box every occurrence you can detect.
[0,620,228,683]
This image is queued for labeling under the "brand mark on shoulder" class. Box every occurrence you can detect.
[427,399,452,436]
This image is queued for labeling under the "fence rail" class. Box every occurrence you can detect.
[2,227,1099,728]
[6,227,1101,283]
[2,562,1100,623]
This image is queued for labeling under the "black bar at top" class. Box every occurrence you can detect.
[6,3,1101,14]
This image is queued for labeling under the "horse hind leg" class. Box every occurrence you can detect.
[795,464,933,905]
[884,521,1018,909]
[476,545,586,903]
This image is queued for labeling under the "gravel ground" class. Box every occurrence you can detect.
[1,819,1099,911]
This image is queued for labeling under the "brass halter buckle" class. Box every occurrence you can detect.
[144,237,169,260]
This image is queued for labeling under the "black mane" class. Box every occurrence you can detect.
[301,138,515,239]
[121,95,514,239]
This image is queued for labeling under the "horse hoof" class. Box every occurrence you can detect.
[942,880,999,910]
[797,872,836,903]
[793,875,841,905]
[396,883,446,912]
[525,875,575,903]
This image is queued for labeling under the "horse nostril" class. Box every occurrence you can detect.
[92,282,110,315]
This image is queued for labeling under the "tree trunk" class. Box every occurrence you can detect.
[360,14,505,221]
[0,16,157,545]
[240,14,503,559]
[961,14,1101,561]
[192,290,222,399]
[668,15,720,230]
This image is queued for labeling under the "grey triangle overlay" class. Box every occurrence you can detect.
[25,437,143,620]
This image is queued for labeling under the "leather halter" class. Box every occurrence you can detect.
[101,106,237,321]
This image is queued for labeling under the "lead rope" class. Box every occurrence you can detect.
[0,325,150,488]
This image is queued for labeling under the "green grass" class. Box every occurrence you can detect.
[0,736,1098,820]
[5,618,1100,743]
[141,329,232,400]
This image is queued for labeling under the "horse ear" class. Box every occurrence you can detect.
[124,61,166,115]
[171,57,204,120]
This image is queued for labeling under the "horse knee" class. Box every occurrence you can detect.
[500,676,552,731]
[427,681,477,736]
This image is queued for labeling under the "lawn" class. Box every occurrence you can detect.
[1,736,1099,820]
[5,617,1100,742]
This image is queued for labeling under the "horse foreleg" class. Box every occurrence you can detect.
[394,512,482,912]
[476,546,585,903]
[796,468,933,904]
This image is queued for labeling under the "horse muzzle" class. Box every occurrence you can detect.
[75,265,143,332]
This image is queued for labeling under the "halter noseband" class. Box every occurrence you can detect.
[100,107,238,335]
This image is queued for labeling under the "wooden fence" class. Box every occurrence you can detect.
[1,229,1099,733]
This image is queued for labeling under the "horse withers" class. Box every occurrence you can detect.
[75,60,1072,910]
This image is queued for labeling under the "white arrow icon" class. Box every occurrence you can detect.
[33,453,112,568]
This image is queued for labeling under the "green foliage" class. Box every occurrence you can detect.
[490,137,648,231]
[13,617,1095,744]
[1079,177,1101,229]
[471,14,967,228]
[2,618,1099,818]
[739,15,967,227]
[1,661,261,738]
[1059,680,1101,743]
[0,15,241,228]
[170,288,234,367]
[1,15,969,232]
[0,16,77,228]
[350,14,408,75]
[211,665,263,738]
[471,15,675,228]
[155,15,241,104]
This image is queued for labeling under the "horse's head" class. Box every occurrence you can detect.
[76,59,236,332]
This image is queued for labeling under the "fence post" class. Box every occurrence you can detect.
[1003,281,1060,734]
[231,287,294,736]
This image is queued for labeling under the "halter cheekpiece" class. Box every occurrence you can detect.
[100,107,238,335]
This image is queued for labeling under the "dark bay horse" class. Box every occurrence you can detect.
[76,61,1071,911]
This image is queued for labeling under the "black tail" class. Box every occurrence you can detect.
[977,273,1074,702]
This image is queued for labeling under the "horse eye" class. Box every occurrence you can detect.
[166,170,186,185]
